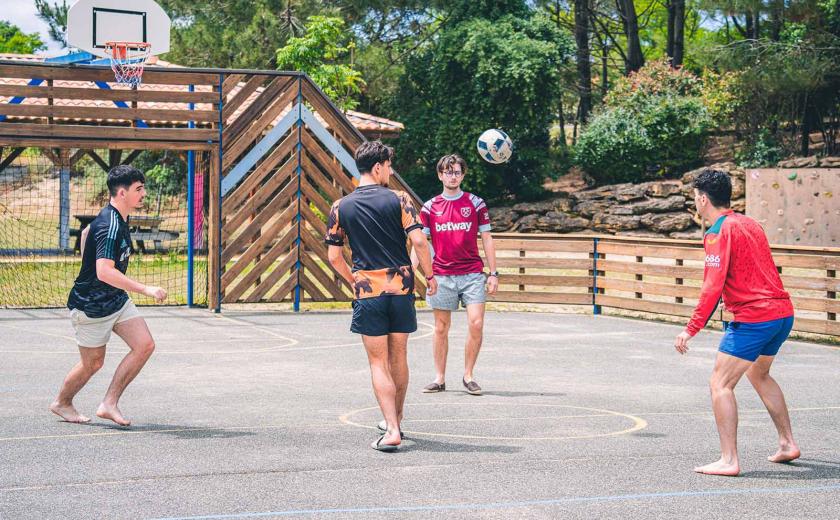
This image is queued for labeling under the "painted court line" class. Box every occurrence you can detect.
[150,484,840,519]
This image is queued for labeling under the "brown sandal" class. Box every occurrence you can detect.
[422,381,446,393]
[463,379,482,395]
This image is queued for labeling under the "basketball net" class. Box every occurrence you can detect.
[104,41,151,87]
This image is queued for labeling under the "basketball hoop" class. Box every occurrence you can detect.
[104,41,151,87]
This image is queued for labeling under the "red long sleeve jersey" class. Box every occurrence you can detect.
[685,210,793,336]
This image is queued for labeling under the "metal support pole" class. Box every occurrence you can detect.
[59,166,70,251]
[187,84,195,307]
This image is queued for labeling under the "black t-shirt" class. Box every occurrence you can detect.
[67,204,132,317]
[325,185,422,299]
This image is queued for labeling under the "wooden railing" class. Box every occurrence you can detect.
[486,233,840,338]
[0,61,220,150]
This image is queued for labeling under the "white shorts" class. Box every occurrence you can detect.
[69,299,141,348]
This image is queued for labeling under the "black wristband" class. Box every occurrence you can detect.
[425,274,434,281]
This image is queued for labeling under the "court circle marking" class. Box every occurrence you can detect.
[340,402,648,441]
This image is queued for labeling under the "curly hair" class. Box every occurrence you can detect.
[692,168,731,208]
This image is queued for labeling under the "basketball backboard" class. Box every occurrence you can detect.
[66,0,171,59]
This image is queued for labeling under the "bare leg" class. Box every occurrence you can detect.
[695,352,752,476]
[746,355,800,463]
[388,332,409,426]
[362,334,400,447]
[431,309,451,384]
[96,317,155,427]
[50,346,106,423]
[463,303,485,382]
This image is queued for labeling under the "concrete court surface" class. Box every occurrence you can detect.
[0,307,838,520]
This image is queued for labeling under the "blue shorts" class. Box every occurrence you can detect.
[351,294,417,336]
[718,316,794,362]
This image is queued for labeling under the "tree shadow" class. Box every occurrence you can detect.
[740,458,840,480]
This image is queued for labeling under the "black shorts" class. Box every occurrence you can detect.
[351,294,417,336]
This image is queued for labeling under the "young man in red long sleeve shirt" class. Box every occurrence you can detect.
[674,169,799,476]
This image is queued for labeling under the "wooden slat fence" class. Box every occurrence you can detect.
[486,233,839,338]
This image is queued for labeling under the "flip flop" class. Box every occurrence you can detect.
[377,419,405,439]
[371,434,400,452]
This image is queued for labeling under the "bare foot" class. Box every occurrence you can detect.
[694,459,740,476]
[49,402,91,423]
[769,445,801,463]
[96,402,131,427]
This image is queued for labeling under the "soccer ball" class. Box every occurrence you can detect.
[476,129,513,164]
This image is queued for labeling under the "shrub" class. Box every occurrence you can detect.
[575,61,711,185]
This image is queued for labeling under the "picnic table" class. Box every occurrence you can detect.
[72,214,180,253]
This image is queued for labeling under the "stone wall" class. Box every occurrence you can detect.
[490,163,748,239]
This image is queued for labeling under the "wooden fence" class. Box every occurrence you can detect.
[486,233,839,338]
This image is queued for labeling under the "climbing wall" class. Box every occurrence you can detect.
[746,169,840,247]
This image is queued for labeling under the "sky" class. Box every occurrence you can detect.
[3,0,64,53]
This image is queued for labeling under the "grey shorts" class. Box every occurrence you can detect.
[427,272,487,311]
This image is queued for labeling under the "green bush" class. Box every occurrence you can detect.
[735,129,783,168]
[575,61,711,185]
[574,108,655,185]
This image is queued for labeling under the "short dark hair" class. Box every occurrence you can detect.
[436,154,467,175]
[354,140,394,174]
[692,168,731,208]
[107,165,145,196]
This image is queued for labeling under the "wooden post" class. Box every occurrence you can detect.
[675,258,684,304]
[635,256,643,299]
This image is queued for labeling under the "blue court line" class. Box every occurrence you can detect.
[151,484,840,519]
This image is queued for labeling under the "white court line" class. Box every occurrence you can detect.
[0,318,432,355]
[1,405,837,443]
[3,449,838,494]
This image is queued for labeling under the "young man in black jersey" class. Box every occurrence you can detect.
[51,165,167,427]
[326,141,437,451]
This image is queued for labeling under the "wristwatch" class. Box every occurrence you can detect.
[488,271,499,278]
[425,274,435,281]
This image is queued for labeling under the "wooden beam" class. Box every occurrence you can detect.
[121,149,143,165]
[0,84,219,104]
[0,104,219,123]
[0,122,217,143]
[0,63,220,85]
[0,136,217,151]
[85,150,110,172]
[0,147,25,171]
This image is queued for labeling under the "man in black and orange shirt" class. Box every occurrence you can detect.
[326,140,437,452]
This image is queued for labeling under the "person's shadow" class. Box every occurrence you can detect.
[739,458,840,480]
[92,422,257,439]
[476,391,566,398]
[398,437,522,454]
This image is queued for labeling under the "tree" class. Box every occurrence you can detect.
[0,21,46,54]
[34,0,69,48]
[158,0,329,68]
[616,0,645,72]
[575,0,594,123]
[393,1,575,201]
[666,0,685,66]
[276,16,365,111]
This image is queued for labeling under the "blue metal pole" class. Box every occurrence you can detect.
[593,237,601,315]
[187,84,195,307]
[293,77,303,312]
